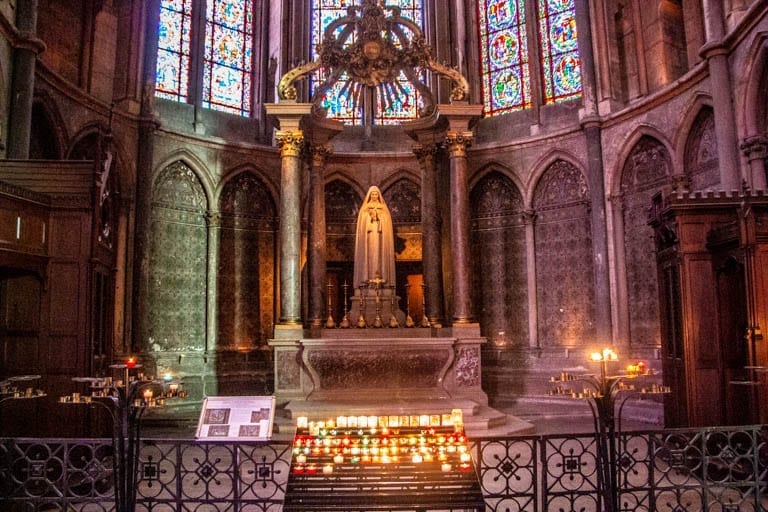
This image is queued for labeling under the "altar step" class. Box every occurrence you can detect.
[284,399,535,438]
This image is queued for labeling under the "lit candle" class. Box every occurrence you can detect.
[297,416,308,428]
[306,464,317,474]
[126,357,136,368]
[296,454,307,464]
[460,462,471,472]
[333,454,343,464]
[143,389,153,402]
[322,464,334,474]
[169,383,179,396]
[460,452,471,463]
[412,453,423,463]
[441,463,452,472]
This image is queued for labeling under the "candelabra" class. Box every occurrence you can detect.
[420,283,430,328]
[549,348,670,512]
[339,281,351,328]
[357,284,368,328]
[372,281,383,328]
[0,375,46,430]
[404,283,415,327]
[61,358,184,512]
[325,280,336,328]
[388,285,400,328]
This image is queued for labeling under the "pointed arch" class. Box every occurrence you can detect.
[380,171,422,225]
[741,31,768,137]
[470,170,527,347]
[608,126,676,196]
[470,161,525,204]
[216,165,280,210]
[683,106,719,191]
[526,150,586,207]
[30,94,66,159]
[217,169,277,350]
[532,159,594,347]
[153,149,216,209]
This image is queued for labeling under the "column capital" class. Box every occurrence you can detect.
[413,143,439,164]
[206,211,221,227]
[741,136,768,161]
[444,131,473,158]
[275,130,305,158]
[309,143,333,165]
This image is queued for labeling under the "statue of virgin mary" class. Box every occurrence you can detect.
[353,186,396,288]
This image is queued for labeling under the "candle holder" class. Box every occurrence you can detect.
[339,281,351,328]
[357,284,368,328]
[388,285,400,328]
[549,348,670,512]
[404,283,415,328]
[372,280,383,328]
[0,375,47,432]
[61,359,184,512]
[420,283,430,328]
[325,280,336,329]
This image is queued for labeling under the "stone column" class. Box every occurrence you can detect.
[522,210,538,349]
[576,0,612,343]
[445,131,474,323]
[7,0,44,158]
[131,0,162,352]
[701,0,741,190]
[275,129,305,326]
[741,136,768,191]
[308,144,331,330]
[414,143,445,325]
[205,212,221,352]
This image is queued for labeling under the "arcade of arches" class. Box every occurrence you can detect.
[0,0,767,435]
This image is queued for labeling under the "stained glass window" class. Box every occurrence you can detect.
[156,0,193,102]
[538,0,582,104]
[478,0,531,116]
[203,0,254,115]
[311,0,424,125]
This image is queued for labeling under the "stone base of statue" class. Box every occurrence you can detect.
[268,323,535,437]
[349,286,406,328]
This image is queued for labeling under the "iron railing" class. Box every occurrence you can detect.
[1,425,766,511]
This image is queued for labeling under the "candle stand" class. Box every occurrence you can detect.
[550,349,670,512]
[0,375,46,430]
[60,360,184,512]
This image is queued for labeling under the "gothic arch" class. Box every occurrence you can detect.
[147,160,209,352]
[526,150,586,208]
[683,106,719,191]
[673,93,714,166]
[325,178,364,263]
[30,94,66,159]
[153,150,216,209]
[470,171,528,347]
[470,162,525,207]
[216,165,279,210]
[532,160,595,347]
[217,170,277,351]
[741,31,768,137]
[325,170,368,201]
[609,126,676,196]
[379,169,421,195]
[382,176,421,225]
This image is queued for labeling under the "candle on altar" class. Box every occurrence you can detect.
[126,357,136,368]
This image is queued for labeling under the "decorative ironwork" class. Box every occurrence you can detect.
[2,426,767,511]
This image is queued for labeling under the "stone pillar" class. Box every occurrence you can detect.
[7,0,44,158]
[414,143,445,325]
[308,144,331,330]
[522,210,538,349]
[741,136,768,191]
[275,129,305,326]
[701,0,741,190]
[131,0,162,352]
[205,212,221,352]
[445,131,474,323]
[576,0,612,343]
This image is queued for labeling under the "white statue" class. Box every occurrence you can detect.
[353,186,396,288]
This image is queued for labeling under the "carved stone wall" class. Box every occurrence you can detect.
[621,136,673,346]
[684,107,719,191]
[384,178,421,261]
[470,171,528,347]
[218,172,277,349]
[147,161,208,351]
[533,161,595,347]
[325,179,361,262]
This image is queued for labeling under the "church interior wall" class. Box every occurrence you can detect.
[0,0,767,433]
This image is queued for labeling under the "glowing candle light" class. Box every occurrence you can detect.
[126,357,136,368]
[441,463,452,472]
[333,454,343,464]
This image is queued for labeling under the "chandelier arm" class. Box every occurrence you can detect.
[425,57,469,102]
[278,59,322,100]
[401,67,435,114]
